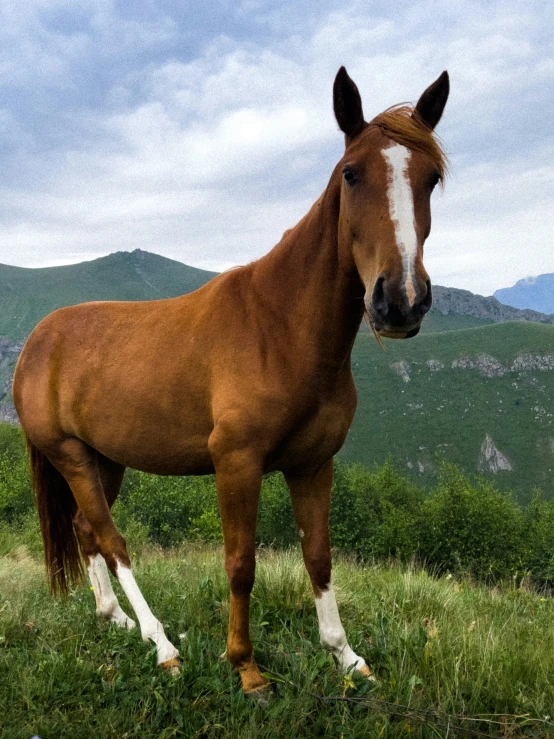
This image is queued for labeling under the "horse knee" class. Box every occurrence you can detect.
[225,554,255,595]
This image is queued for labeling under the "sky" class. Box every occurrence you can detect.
[0,1,553,296]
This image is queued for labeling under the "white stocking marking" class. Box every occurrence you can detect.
[87,553,136,630]
[116,562,179,666]
[315,584,368,673]
[382,143,418,307]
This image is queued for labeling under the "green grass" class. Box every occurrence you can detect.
[2,544,554,738]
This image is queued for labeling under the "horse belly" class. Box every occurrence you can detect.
[72,383,216,476]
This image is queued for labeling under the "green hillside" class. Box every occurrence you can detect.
[343,322,554,501]
[417,311,492,333]
[0,249,217,342]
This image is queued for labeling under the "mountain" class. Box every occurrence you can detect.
[431,285,554,326]
[1,250,552,343]
[494,273,554,315]
[1,250,553,501]
[0,249,217,343]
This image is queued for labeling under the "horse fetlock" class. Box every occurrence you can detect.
[320,625,347,651]
[95,592,118,615]
[159,656,181,675]
[98,603,136,630]
[237,656,270,695]
[141,619,179,665]
[225,641,253,669]
[334,644,368,675]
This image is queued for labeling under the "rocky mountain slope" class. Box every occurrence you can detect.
[432,285,554,326]
[345,322,554,502]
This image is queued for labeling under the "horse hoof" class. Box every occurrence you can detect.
[245,684,272,706]
[159,657,180,675]
[358,663,378,682]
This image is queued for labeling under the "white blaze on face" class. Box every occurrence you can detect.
[382,143,418,307]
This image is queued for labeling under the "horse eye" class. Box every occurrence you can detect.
[343,167,356,186]
[429,172,440,191]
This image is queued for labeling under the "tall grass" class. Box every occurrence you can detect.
[1,545,554,738]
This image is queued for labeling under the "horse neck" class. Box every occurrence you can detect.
[250,174,365,371]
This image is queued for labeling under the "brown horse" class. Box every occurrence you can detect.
[13,67,449,697]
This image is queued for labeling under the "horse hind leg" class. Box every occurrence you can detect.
[74,456,135,628]
[51,438,179,671]
[74,509,135,629]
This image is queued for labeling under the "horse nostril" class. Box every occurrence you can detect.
[419,279,432,315]
[371,275,388,317]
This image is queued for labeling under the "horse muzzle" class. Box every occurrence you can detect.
[366,274,432,339]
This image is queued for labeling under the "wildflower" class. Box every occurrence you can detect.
[424,618,438,639]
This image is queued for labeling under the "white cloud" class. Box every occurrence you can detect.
[0,0,553,296]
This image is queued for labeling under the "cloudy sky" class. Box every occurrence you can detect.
[0,1,553,295]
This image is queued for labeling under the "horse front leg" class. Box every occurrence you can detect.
[286,460,373,678]
[211,439,269,696]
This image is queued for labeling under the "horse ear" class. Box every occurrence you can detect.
[414,71,449,130]
[333,66,365,141]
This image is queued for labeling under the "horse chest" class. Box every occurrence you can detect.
[269,384,357,473]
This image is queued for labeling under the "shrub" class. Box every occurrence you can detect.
[330,460,423,561]
[0,451,33,525]
[418,464,527,581]
[523,490,554,587]
[257,473,296,546]
[116,472,220,547]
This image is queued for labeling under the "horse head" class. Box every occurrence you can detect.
[334,67,449,339]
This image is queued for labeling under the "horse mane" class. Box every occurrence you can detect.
[369,105,449,184]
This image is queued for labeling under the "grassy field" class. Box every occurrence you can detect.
[2,543,554,738]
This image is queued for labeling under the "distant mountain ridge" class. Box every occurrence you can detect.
[0,249,217,342]
[432,285,554,326]
[494,273,554,315]
[1,250,553,344]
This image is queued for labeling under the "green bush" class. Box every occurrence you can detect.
[330,460,423,561]
[523,490,554,586]
[0,449,33,525]
[257,473,296,546]
[417,464,527,581]
[115,472,220,547]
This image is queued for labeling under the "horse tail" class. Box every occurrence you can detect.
[27,438,84,595]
